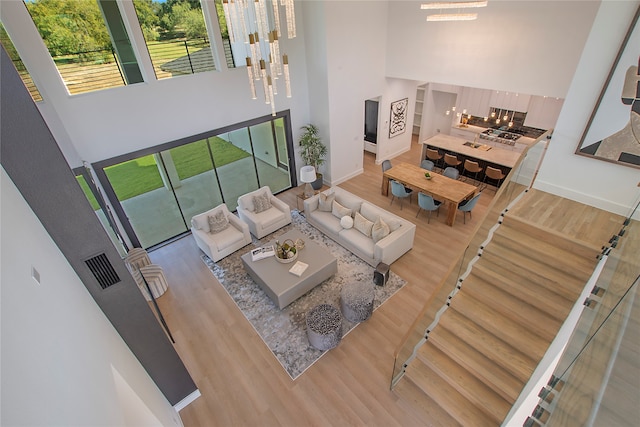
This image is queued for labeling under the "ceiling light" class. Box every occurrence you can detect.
[421,1,488,9]
[427,13,478,21]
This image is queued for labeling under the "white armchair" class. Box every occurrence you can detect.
[237,186,292,239]
[191,203,252,262]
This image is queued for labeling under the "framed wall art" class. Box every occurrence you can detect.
[389,97,408,138]
[575,6,640,169]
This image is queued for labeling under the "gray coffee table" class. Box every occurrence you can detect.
[241,229,337,309]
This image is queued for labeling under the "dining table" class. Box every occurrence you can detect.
[382,162,478,226]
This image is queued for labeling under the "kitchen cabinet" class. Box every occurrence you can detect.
[450,126,479,141]
[524,96,564,129]
[459,87,492,117]
[489,91,531,112]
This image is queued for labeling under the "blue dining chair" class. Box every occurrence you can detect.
[416,192,441,223]
[390,180,413,210]
[381,159,393,173]
[420,159,435,171]
[443,166,460,180]
[457,192,482,224]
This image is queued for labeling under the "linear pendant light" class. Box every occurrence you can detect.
[421,1,487,9]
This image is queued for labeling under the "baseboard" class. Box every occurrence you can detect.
[174,389,201,412]
[330,168,364,186]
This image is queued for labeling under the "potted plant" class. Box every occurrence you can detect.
[299,124,327,190]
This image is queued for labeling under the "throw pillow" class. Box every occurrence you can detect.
[208,210,229,234]
[318,192,335,212]
[371,216,390,243]
[354,212,374,237]
[340,215,354,229]
[332,200,352,219]
[253,193,272,213]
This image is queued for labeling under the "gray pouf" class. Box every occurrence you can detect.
[306,304,342,350]
[340,282,375,323]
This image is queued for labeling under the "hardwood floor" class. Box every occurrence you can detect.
[149,138,623,426]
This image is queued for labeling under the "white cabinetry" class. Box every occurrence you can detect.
[459,87,492,117]
[450,126,478,141]
[524,96,564,129]
[489,91,531,112]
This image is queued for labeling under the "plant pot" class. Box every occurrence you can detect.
[311,173,323,190]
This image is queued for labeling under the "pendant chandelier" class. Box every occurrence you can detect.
[222,0,296,116]
[421,1,488,21]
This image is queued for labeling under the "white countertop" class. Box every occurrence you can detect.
[421,133,522,168]
[450,124,537,147]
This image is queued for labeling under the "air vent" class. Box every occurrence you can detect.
[85,253,120,289]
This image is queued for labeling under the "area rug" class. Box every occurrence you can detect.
[201,210,407,380]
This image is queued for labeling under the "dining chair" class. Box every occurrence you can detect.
[443,166,460,180]
[381,159,392,173]
[457,192,482,224]
[420,159,435,171]
[416,192,441,223]
[390,179,413,210]
[463,159,483,186]
[444,153,462,172]
[426,148,444,172]
[483,166,506,192]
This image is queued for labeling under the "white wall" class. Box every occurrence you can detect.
[0,169,182,427]
[385,0,600,99]
[535,1,640,218]
[322,1,392,183]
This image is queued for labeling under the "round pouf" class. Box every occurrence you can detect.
[340,282,375,323]
[306,304,342,350]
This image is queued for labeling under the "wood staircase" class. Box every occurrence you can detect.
[394,214,602,426]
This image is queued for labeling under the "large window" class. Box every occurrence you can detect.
[132,0,216,79]
[93,113,294,249]
[0,21,42,102]
[24,0,143,94]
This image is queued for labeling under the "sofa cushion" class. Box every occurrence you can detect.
[360,202,402,232]
[318,192,335,212]
[371,216,390,243]
[253,193,272,213]
[208,210,230,234]
[309,210,343,235]
[339,228,375,258]
[354,212,374,237]
[335,190,362,213]
[332,200,352,219]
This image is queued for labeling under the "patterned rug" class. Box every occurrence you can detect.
[201,210,407,380]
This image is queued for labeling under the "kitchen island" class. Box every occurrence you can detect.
[421,133,522,169]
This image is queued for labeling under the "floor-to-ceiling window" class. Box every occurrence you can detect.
[93,112,295,249]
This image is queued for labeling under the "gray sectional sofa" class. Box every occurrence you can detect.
[303,187,416,267]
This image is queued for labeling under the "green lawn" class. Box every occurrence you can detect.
[101,136,250,202]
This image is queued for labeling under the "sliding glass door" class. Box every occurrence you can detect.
[94,112,295,249]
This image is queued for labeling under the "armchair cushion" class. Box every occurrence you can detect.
[253,193,272,213]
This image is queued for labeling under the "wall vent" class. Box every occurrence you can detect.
[85,253,120,289]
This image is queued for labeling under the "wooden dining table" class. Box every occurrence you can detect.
[382,162,478,226]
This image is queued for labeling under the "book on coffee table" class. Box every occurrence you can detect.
[251,245,275,261]
[288,261,308,276]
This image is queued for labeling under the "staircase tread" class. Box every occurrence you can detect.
[480,250,586,300]
[494,224,598,272]
[393,373,464,427]
[405,362,500,427]
[461,274,562,342]
[428,326,523,403]
[472,260,577,320]
[417,343,512,422]
[439,309,537,383]
[450,290,550,361]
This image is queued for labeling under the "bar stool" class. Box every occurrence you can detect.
[444,153,462,173]
[483,166,506,192]
[463,159,484,186]
[426,148,444,172]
